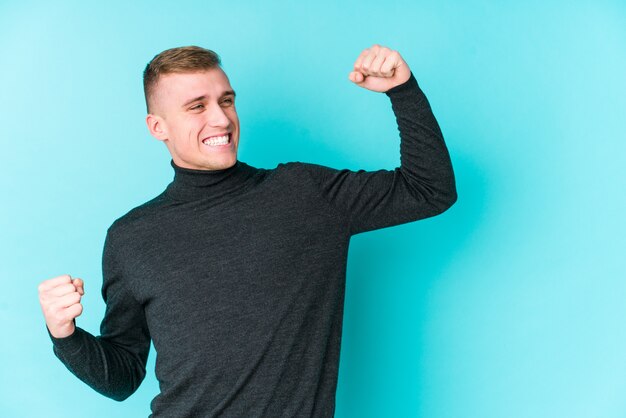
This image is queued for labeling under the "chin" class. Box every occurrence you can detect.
[210,155,237,170]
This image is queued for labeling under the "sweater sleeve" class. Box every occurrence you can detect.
[46,227,151,401]
[303,71,457,236]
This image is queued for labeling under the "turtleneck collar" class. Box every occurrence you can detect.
[165,159,261,202]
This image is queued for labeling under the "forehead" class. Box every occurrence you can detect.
[156,69,232,102]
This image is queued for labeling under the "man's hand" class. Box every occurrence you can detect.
[349,44,411,93]
[38,274,85,339]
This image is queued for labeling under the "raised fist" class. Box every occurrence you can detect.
[349,44,411,93]
[38,274,85,339]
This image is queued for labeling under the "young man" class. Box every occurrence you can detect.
[38,44,457,417]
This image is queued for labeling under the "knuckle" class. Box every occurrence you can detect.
[57,274,71,283]
[59,283,73,294]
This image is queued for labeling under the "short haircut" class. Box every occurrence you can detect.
[143,45,222,113]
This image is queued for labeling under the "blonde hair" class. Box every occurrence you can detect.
[143,45,221,113]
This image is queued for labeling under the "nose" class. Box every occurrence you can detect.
[207,102,230,128]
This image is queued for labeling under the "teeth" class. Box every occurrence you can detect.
[203,134,230,146]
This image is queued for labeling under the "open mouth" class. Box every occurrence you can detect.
[202,133,231,147]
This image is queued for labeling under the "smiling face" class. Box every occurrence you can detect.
[146,68,240,171]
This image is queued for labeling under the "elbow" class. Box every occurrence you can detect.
[96,377,141,402]
[112,366,146,402]
[439,171,458,212]
[109,390,135,402]
[102,372,144,402]
[94,351,147,402]
[443,186,458,211]
[110,391,133,402]
[91,383,135,402]
[430,182,457,215]
[403,165,457,216]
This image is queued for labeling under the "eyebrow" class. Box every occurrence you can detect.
[182,90,236,108]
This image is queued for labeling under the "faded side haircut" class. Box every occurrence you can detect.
[143,46,221,113]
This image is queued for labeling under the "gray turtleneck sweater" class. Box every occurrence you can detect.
[46,72,456,417]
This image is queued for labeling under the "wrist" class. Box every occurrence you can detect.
[47,321,76,339]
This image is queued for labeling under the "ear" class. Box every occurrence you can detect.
[146,113,168,141]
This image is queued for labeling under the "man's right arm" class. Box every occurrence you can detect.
[40,228,151,401]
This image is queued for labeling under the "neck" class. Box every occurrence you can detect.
[165,159,260,202]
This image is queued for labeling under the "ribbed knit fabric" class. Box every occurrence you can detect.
[46,72,457,417]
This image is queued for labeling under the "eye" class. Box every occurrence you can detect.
[221,98,234,106]
[190,104,204,110]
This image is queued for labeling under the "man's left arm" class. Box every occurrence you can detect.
[303,44,457,236]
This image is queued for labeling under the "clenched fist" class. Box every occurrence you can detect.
[38,274,85,338]
[349,44,411,93]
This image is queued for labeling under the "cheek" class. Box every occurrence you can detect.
[179,117,204,138]
[228,111,240,129]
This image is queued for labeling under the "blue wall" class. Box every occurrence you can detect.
[2,1,625,416]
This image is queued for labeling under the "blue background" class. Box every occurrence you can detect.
[2,0,625,417]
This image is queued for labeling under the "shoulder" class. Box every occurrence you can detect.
[106,191,169,239]
[250,161,343,199]
[270,161,333,186]
[273,161,332,177]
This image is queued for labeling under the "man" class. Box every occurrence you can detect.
[38,44,456,417]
